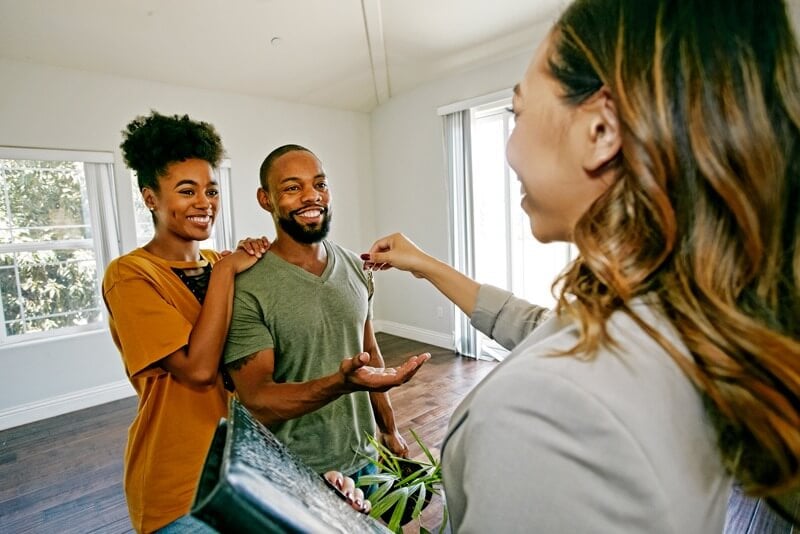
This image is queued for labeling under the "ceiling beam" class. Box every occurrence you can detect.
[360,0,391,106]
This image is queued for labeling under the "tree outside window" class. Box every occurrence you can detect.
[0,151,117,343]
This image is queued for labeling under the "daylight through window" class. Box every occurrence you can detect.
[0,148,118,343]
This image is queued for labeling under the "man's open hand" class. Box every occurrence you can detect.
[339,352,430,392]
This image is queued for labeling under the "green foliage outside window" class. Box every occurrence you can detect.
[0,159,102,338]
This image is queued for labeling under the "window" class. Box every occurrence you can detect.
[442,92,575,360]
[130,160,234,251]
[471,102,576,309]
[471,101,575,360]
[0,147,119,343]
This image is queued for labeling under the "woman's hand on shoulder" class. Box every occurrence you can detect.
[236,236,270,258]
[217,236,270,274]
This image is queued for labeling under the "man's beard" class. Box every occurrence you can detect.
[277,208,332,244]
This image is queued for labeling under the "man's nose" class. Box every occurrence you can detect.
[301,186,321,202]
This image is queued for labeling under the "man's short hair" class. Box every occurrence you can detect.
[259,144,313,190]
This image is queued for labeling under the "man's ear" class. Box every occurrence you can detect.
[582,88,621,173]
[257,187,274,213]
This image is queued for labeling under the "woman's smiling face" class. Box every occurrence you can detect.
[144,158,219,243]
[506,33,620,243]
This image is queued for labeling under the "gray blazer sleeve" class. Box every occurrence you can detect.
[469,284,549,350]
[457,367,673,534]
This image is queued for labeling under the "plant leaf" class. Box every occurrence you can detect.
[355,473,396,486]
[411,428,437,465]
[387,487,410,533]
[370,487,405,519]
[411,482,427,520]
[369,479,395,504]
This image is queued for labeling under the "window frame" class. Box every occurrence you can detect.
[0,146,119,345]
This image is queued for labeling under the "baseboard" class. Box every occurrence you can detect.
[0,380,136,431]
[373,320,454,350]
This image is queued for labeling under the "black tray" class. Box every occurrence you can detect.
[191,398,390,533]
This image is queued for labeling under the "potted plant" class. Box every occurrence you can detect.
[356,430,447,533]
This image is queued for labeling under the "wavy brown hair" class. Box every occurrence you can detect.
[550,0,800,495]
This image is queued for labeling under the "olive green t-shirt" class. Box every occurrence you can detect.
[223,240,376,474]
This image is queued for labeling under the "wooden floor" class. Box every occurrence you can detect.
[0,333,496,533]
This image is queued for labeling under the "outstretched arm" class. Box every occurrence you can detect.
[227,347,429,426]
[364,233,551,350]
[159,246,267,388]
[362,233,480,317]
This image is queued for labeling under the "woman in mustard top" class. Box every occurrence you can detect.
[103,111,267,533]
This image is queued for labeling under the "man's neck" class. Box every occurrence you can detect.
[269,235,328,276]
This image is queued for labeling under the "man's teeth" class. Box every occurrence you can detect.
[298,210,321,217]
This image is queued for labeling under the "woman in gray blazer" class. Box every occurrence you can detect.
[363,0,800,531]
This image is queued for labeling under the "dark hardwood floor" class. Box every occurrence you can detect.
[0,333,496,533]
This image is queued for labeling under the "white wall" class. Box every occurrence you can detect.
[368,23,550,347]
[0,20,550,428]
[0,58,373,428]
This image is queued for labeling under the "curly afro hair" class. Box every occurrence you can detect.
[120,110,224,192]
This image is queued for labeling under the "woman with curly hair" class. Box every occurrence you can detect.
[363,0,800,531]
[103,111,267,533]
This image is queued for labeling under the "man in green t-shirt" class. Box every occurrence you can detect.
[223,144,429,478]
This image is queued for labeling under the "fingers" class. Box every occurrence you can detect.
[324,470,344,490]
[362,233,405,270]
[360,496,372,514]
[367,234,397,255]
[236,236,270,258]
[352,352,370,367]
[339,352,371,376]
[381,431,410,458]
[349,352,430,391]
[323,471,370,514]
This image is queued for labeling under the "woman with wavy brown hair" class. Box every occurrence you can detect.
[362,0,800,531]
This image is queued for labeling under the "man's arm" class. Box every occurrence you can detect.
[227,345,429,427]
[364,320,410,457]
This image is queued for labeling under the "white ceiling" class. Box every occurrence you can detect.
[0,0,566,113]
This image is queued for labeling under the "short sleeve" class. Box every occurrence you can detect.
[104,278,193,378]
[223,290,274,365]
[455,366,671,533]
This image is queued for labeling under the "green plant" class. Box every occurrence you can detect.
[356,429,448,534]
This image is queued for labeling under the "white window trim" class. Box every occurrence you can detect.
[0,147,119,345]
[437,88,514,117]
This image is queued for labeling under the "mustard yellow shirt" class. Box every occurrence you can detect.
[103,248,229,533]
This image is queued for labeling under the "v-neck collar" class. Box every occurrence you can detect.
[267,240,334,283]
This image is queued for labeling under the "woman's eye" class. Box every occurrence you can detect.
[207,190,219,197]
[179,189,194,196]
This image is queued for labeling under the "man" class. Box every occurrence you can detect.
[223,144,429,478]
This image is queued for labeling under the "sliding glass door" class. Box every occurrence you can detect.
[445,97,574,360]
